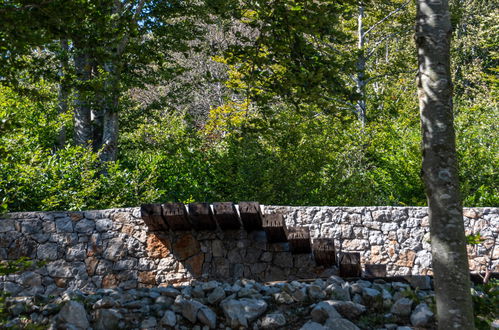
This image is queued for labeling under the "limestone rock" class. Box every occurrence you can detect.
[179,299,204,323]
[160,310,177,327]
[198,306,217,329]
[93,308,122,330]
[103,238,125,261]
[310,300,341,323]
[404,276,431,290]
[47,260,74,278]
[141,316,157,329]
[172,234,200,260]
[410,303,433,326]
[95,218,113,232]
[292,287,308,302]
[261,313,286,329]
[326,284,350,301]
[221,298,267,328]
[74,219,95,234]
[146,234,170,259]
[307,285,326,301]
[57,301,89,329]
[0,219,15,232]
[329,301,366,320]
[274,292,294,304]
[201,281,219,291]
[391,298,413,317]
[300,321,327,330]
[362,287,382,308]
[185,253,204,277]
[207,286,225,305]
[324,318,360,330]
[55,217,73,233]
[37,243,58,260]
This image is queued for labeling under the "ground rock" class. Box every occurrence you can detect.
[329,301,366,319]
[160,310,177,327]
[410,303,433,326]
[198,306,217,329]
[292,287,308,302]
[221,298,267,328]
[207,286,225,305]
[391,298,413,317]
[310,300,342,323]
[300,321,327,330]
[93,308,122,330]
[362,287,382,308]
[274,292,294,304]
[308,285,326,300]
[179,299,204,323]
[326,284,351,301]
[261,313,286,329]
[324,317,360,330]
[404,276,431,290]
[141,316,157,329]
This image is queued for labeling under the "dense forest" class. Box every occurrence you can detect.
[0,0,497,212]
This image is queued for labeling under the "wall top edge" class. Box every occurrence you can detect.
[1,205,497,218]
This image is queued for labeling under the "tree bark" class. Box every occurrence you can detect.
[56,39,70,148]
[355,4,367,126]
[73,46,92,147]
[91,62,104,152]
[99,62,120,162]
[415,1,474,329]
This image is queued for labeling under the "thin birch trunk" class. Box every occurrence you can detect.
[415,0,474,328]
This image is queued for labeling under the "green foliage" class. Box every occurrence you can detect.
[467,233,485,245]
[472,279,499,329]
[0,1,496,212]
[0,257,37,277]
[221,0,357,109]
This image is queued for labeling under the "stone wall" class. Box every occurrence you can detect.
[266,206,498,276]
[0,206,497,296]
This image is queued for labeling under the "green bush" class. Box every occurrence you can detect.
[472,279,499,329]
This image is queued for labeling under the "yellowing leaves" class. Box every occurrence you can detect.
[202,100,250,140]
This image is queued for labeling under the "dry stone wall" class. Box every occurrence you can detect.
[265,206,498,276]
[0,206,497,296]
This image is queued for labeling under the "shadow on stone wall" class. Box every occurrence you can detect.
[0,204,497,296]
[141,229,329,287]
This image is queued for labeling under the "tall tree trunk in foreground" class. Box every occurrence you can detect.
[415,1,474,329]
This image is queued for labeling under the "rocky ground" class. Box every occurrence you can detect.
[2,275,439,329]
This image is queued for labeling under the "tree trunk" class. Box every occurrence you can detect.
[100,104,118,162]
[91,62,104,152]
[56,39,70,148]
[99,63,119,162]
[355,4,367,126]
[415,1,474,329]
[73,46,92,146]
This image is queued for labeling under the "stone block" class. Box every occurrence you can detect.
[55,217,73,233]
[172,233,200,260]
[0,219,15,232]
[146,233,171,259]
